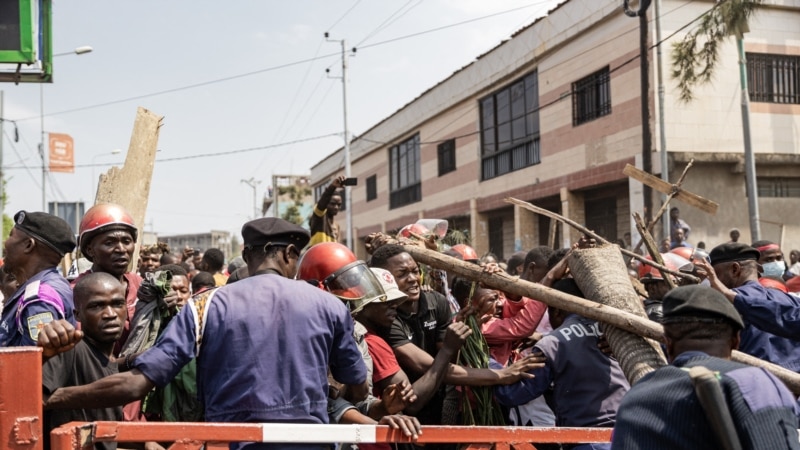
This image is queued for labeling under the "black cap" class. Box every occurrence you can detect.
[662,285,744,330]
[13,210,77,256]
[708,242,760,265]
[241,218,310,249]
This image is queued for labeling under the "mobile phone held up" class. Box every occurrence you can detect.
[342,177,358,186]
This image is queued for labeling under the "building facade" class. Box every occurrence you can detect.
[160,230,233,263]
[311,0,800,260]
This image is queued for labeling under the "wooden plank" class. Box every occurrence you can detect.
[95,107,163,269]
[623,164,719,215]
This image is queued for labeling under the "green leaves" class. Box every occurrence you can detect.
[458,294,506,426]
[670,0,761,102]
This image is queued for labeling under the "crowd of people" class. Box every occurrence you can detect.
[0,189,799,450]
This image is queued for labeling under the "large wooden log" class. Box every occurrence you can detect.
[397,243,800,394]
[567,245,666,384]
[95,107,163,270]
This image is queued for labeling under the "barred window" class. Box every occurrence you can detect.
[572,66,611,126]
[366,175,377,202]
[747,53,800,104]
[437,139,456,176]
[757,177,800,198]
[479,70,541,181]
[389,134,421,209]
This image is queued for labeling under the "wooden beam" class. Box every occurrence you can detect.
[623,164,719,215]
[95,107,163,269]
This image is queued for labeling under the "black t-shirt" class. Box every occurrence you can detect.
[379,290,452,427]
[382,290,451,364]
[43,340,122,450]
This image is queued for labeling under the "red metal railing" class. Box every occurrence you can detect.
[1,347,612,450]
[50,422,612,450]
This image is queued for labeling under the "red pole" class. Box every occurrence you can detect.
[0,348,43,450]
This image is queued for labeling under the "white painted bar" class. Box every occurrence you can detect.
[261,424,378,443]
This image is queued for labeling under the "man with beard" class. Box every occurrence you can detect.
[39,272,126,450]
[0,211,76,347]
[73,203,141,353]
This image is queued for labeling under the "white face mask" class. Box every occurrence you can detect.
[762,261,786,278]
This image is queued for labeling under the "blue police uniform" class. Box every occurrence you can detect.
[134,273,367,449]
[494,314,629,450]
[732,280,800,371]
[0,268,75,347]
[612,351,800,450]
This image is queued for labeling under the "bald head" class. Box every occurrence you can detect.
[73,272,124,310]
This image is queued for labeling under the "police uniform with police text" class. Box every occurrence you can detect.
[494,314,629,433]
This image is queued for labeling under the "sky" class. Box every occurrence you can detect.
[1,0,562,239]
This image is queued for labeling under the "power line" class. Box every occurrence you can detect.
[4,0,707,173]
[3,129,41,186]
[357,0,560,50]
[354,0,421,48]
[357,0,709,149]
[327,0,363,32]
[11,53,341,122]
[11,1,565,122]
[2,132,342,170]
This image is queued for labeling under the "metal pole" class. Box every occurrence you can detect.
[655,0,670,242]
[341,39,353,250]
[737,38,760,242]
[624,0,654,225]
[639,7,653,224]
[241,178,261,220]
[40,83,46,212]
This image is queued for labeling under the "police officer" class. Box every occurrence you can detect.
[46,218,368,450]
[494,279,629,450]
[612,285,800,450]
[696,242,800,372]
[0,211,76,347]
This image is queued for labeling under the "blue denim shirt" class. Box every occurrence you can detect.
[733,280,800,371]
[135,273,367,428]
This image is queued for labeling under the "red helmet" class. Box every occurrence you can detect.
[638,253,692,282]
[759,277,788,293]
[296,242,385,312]
[78,203,138,260]
[397,223,430,240]
[451,244,479,262]
[669,246,694,261]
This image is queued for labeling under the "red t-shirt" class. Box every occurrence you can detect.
[364,330,401,397]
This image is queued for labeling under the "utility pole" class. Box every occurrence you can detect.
[40,83,46,211]
[624,0,654,224]
[326,33,353,250]
[654,0,670,242]
[737,38,760,242]
[241,177,261,220]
